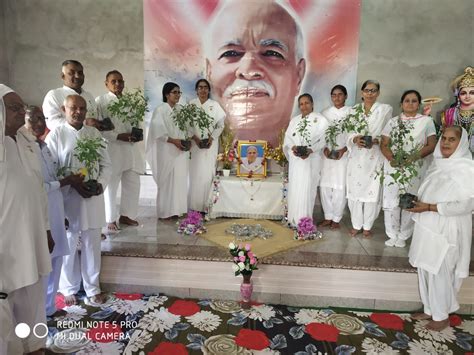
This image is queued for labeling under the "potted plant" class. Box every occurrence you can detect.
[325,123,343,159]
[190,104,219,148]
[172,104,197,151]
[218,123,235,175]
[379,118,422,209]
[342,104,372,148]
[107,88,148,141]
[229,242,258,303]
[292,114,312,157]
[73,136,106,194]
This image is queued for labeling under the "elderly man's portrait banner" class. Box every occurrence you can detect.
[144,0,361,146]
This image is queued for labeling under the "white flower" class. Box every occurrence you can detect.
[362,338,399,354]
[210,300,242,314]
[413,320,456,343]
[77,342,124,354]
[294,308,331,325]
[242,305,275,322]
[457,319,474,335]
[229,242,236,249]
[123,329,152,355]
[348,310,372,318]
[232,264,240,272]
[109,299,146,315]
[407,339,453,354]
[397,313,413,322]
[137,307,180,333]
[238,251,244,257]
[143,295,168,311]
[186,310,222,332]
[238,262,245,270]
[56,305,87,322]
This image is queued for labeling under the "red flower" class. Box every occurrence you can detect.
[148,342,188,355]
[87,322,122,343]
[55,294,66,310]
[449,314,463,327]
[370,313,404,330]
[168,300,200,316]
[114,293,143,300]
[234,329,270,350]
[306,322,339,342]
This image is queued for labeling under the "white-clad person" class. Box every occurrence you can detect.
[146,82,189,219]
[408,126,473,331]
[239,145,264,174]
[380,90,437,248]
[188,79,225,212]
[0,85,52,354]
[43,59,98,130]
[346,80,393,238]
[319,85,351,229]
[284,93,328,226]
[96,70,144,232]
[24,107,85,317]
[46,94,111,306]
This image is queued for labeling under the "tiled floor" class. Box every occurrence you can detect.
[101,197,474,275]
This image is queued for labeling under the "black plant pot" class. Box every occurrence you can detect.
[329,149,339,159]
[84,179,99,194]
[98,117,114,131]
[131,127,143,142]
[399,193,416,209]
[181,139,192,151]
[362,135,373,149]
[295,145,308,157]
[199,138,210,149]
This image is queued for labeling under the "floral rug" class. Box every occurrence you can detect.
[46,292,473,354]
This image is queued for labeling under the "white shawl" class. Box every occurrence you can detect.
[0,84,14,162]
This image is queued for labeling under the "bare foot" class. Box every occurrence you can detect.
[411,312,431,320]
[363,230,372,238]
[425,318,450,331]
[349,228,361,237]
[330,221,340,229]
[317,220,332,228]
[64,294,77,306]
[90,293,107,304]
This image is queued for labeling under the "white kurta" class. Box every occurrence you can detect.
[146,103,189,218]
[284,112,328,226]
[346,102,393,203]
[96,91,145,221]
[188,98,225,212]
[43,85,98,130]
[409,130,473,320]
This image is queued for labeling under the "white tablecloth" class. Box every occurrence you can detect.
[207,175,286,220]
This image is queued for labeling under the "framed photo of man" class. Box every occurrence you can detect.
[237,141,267,178]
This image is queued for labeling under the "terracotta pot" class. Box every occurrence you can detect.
[240,273,253,303]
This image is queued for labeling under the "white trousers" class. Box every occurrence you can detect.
[418,257,462,321]
[43,256,62,316]
[383,207,414,241]
[1,279,46,354]
[320,187,347,223]
[348,200,381,230]
[104,169,140,223]
[59,229,101,297]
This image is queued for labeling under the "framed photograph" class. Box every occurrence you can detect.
[237,140,267,177]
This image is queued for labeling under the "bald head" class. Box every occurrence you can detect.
[62,95,87,129]
[61,60,85,92]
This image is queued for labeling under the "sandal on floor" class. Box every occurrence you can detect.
[105,222,120,235]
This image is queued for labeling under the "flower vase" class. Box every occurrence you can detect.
[222,169,230,177]
[240,273,253,303]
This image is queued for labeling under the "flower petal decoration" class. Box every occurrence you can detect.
[148,341,188,355]
[55,294,66,310]
[306,322,339,342]
[87,322,122,343]
[449,314,462,327]
[168,300,201,317]
[370,313,404,331]
[114,293,143,301]
[234,329,270,350]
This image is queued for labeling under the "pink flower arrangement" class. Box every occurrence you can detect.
[217,149,235,169]
[294,217,320,240]
[229,242,259,276]
[177,210,206,235]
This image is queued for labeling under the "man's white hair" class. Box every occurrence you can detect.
[203,0,305,62]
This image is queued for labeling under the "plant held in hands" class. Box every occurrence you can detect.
[171,104,196,151]
[325,123,343,159]
[191,104,219,148]
[342,104,372,148]
[292,114,312,157]
[107,88,148,141]
[73,136,106,193]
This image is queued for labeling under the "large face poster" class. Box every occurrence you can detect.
[144,0,361,146]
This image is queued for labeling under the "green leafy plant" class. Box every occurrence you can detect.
[107,88,148,128]
[340,104,369,135]
[292,114,312,146]
[325,122,342,150]
[171,104,196,140]
[73,137,106,181]
[191,104,219,138]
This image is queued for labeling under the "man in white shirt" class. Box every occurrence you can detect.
[43,59,98,130]
[46,95,111,306]
[96,70,144,232]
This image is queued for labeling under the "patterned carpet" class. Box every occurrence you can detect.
[46,292,473,354]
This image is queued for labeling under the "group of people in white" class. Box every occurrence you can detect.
[0,57,472,353]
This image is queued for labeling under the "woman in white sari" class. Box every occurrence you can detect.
[381,90,437,248]
[408,126,473,331]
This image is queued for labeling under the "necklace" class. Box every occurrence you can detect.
[457,108,473,124]
[239,178,263,201]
